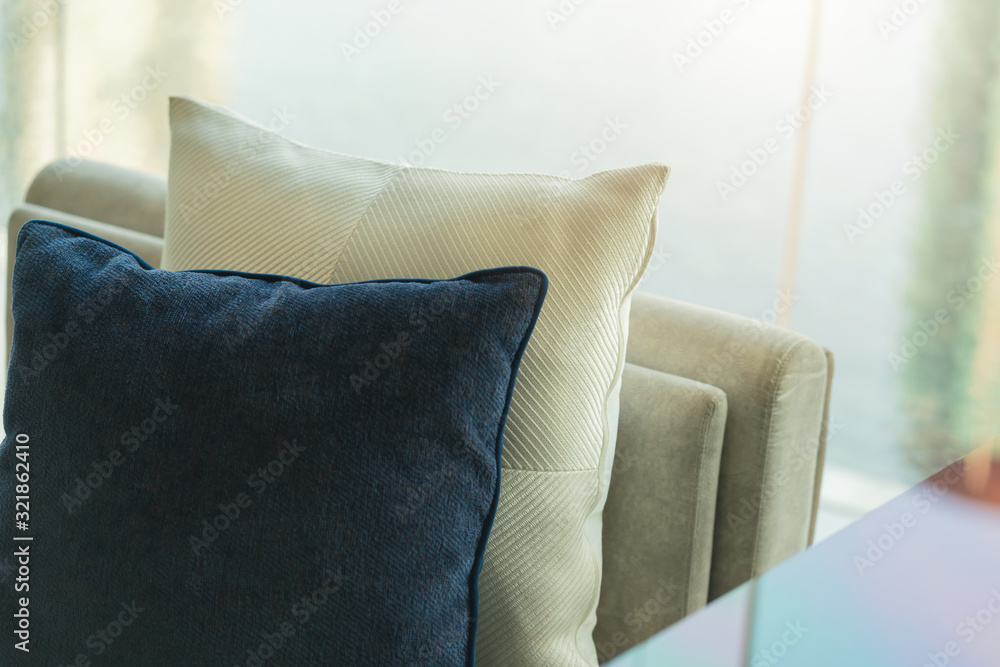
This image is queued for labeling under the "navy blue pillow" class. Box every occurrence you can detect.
[0,220,546,666]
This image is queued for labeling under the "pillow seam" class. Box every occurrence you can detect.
[322,166,405,284]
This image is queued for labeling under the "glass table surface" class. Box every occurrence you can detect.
[608,448,1000,666]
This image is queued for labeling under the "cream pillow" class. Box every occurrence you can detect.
[162,96,670,666]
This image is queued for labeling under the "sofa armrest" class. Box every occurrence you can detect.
[595,363,726,662]
[25,159,166,238]
[626,292,832,601]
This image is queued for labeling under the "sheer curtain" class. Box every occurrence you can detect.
[1,0,998,506]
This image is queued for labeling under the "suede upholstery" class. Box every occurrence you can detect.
[594,364,726,663]
[626,292,831,601]
[5,159,834,661]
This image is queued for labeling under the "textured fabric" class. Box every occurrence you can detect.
[161,96,671,666]
[0,220,546,666]
[594,364,726,663]
[6,159,835,654]
[7,205,166,359]
[626,292,831,601]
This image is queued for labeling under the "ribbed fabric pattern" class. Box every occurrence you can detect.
[163,102,402,277]
[476,469,599,664]
[162,96,671,666]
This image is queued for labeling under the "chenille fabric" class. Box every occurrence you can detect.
[0,220,545,665]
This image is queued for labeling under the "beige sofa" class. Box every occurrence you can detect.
[5,159,834,660]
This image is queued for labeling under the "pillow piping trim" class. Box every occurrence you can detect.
[18,218,546,291]
[467,260,547,666]
[15,218,550,666]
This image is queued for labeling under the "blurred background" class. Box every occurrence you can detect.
[1,0,998,539]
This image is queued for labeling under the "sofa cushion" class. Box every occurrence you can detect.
[595,363,727,662]
[0,220,545,665]
[160,96,670,666]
